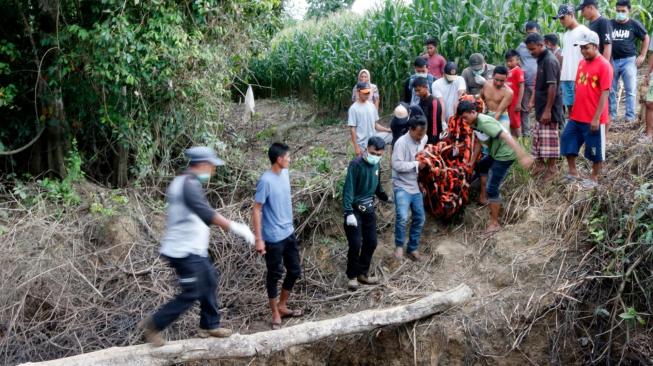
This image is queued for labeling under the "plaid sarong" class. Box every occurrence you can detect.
[532,121,560,159]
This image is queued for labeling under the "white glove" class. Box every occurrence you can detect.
[474,75,487,85]
[229,221,255,246]
[346,214,358,227]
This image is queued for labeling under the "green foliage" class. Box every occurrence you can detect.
[90,193,129,217]
[252,0,652,109]
[0,40,18,110]
[306,0,354,18]
[1,0,282,183]
[39,140,84,205]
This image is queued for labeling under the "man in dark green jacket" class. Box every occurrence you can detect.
[342,136,391,290]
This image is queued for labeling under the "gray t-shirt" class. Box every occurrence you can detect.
[391,133,427,194]
[432,76,467,121]
[347,101,379,148]
[255,169,294,243]
[517,42,538,87]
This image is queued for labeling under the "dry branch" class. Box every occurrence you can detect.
[20,284,472,366]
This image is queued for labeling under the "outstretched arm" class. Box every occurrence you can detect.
[499,131,533,169]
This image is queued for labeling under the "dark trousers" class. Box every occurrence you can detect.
[521,86,533,137]
[264,234,302,299]
[344,210,377,279]
[152,254,220,331]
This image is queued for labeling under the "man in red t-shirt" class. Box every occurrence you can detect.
[505,50,525,138]
[560,30,613,186]
[422,38,446,79]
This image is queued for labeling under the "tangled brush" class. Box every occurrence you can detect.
[416,95,484,220]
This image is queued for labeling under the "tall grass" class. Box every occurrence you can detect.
[250,0,652,109]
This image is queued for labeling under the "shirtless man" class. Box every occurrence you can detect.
[481,66,513,130]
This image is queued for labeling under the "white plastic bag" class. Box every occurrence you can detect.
[244,85,255,115]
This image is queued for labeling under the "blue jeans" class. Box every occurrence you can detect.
[560,81,576,107]
[475,157,514,203]
[394,188,425,253]
[609,56,637,121]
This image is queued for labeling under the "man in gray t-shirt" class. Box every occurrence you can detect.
[348,82,392,156]
[517,21,541,137]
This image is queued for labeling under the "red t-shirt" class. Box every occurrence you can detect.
[570,55,613,124]
[506,66,525,109]
[426,54,446,78]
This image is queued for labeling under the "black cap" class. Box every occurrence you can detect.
[356,82,371,93]
[444,62,458,75]
[577,0,597,11]
[553,4,576,19]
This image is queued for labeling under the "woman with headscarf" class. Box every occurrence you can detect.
[351,69,380,110]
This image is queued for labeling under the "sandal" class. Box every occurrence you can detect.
[280,309,304,318]
[561,174,580,184]
[271,321,282,330]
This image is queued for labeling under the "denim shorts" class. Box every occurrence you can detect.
[560,81,575,107]
[475,156,514,203]
[560,120,605,163]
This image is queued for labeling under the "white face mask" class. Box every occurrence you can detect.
[197,173,211,183]
[615,12,629,21]
[445,74,457,82]
[415,72,428,78]
[365,153,381,165]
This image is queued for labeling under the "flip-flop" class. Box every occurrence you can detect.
[579,179,599,190]
[561,174,580,184]
[280,309,304,318]
[271,321,282,330]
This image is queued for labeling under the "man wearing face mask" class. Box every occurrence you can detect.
[140,147,255,347]
[609,0,650,124]
[342,136,391,290]
[403,57,435,106]
[461,53,495,96]
[433,61,467,123]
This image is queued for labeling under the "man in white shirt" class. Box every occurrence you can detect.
[348,82,392,156]
[555,4,590,115]
[432,62,467,126]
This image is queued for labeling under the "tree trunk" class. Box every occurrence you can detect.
[113,142,129,187]
[46,89,68,177]
[20,284,473,366]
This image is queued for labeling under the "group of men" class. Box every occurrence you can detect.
[141,144,303,345]
[140,0,653,347]
[344,0,652,287]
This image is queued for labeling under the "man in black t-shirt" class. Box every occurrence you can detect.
[413,77,444,145]
[609,0,650,123]
[525,33,563,181]
[578,0,613,60]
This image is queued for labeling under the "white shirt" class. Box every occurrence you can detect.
[432,76,466,122]
[347,101,379,148]
[561,24,590,81]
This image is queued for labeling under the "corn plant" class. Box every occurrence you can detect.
[251,0,651,110]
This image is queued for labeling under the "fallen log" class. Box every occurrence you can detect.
[21,284,473,366]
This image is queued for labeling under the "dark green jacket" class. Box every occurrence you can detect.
[343,156,388,215]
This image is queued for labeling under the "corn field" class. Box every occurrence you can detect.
[250,0,652,109]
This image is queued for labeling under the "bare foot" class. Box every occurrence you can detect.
[483,223,502,235]
[543,170,556,182]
